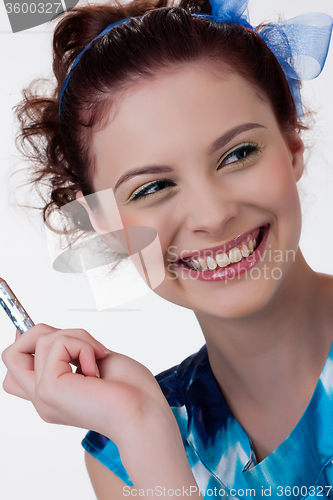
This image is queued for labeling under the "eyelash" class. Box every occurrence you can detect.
[128,178,176,202]
[217,142,261,169]
[128,142,261,202]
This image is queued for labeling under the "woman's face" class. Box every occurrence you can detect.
[89,64,304,319]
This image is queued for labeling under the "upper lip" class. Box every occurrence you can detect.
[169,224,268,263]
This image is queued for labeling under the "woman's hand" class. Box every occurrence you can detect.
[2,324,111,430]
[2,324,201,496]
[1,323,175,439]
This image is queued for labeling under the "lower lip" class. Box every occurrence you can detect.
[174,225,270,282]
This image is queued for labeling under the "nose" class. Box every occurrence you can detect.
[182,178,239,237]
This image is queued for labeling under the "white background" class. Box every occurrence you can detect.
[1,0,333,498]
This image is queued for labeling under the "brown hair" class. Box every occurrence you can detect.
[15,0,304,236]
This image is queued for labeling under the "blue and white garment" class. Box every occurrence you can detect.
[82,344,333,499]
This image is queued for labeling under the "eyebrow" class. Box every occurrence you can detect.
[209,122,266,154]
[114,165,174,192]
[114,122,266,191]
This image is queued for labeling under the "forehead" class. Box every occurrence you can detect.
[91,64,276,189]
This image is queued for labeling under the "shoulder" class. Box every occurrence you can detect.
[85,451,129,500]
[155,344,210,405]
[154,344,213,440]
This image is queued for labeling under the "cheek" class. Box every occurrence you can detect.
[242,152,301,215]
[248,152,302,252]
[264,157,301,219]
[118,206,175,259]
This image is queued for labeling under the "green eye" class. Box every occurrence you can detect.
[218,143,261,169]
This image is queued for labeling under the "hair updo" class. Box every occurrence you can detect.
[15,0,304,237]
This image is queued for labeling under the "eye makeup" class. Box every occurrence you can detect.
[127,142,262,202]
[128,178,176,202]
[217,142,262,169]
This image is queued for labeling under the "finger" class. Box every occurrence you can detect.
[2,341,36,399]
[36,328,110,359]
[42,335,101,384]
[60,329,111,358]
[13,324,109,361]
[3,371,31,400]
[2,324,58,399]
[3,324,108,397]
[36,337,112,430]
[8,323,59,355]
[34,329,110,382]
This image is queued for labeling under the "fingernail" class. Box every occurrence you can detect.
[96,366,100,378]
[96,341,110,354]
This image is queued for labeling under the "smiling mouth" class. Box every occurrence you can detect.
[178,225,269,272]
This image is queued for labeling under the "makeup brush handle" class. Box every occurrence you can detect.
[0,279,35,334]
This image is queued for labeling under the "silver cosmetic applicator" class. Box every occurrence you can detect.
[0,278,34,334]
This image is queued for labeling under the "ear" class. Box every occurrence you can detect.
[76,190,109,234]
[75,190,129,255]
[286,132,305,183]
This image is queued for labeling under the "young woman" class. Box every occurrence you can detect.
[2,0,333,498]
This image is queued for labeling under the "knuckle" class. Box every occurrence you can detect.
[53,334,68,346]
[1,346,12,367]
[83,341,94,352]
[35,330,59,349]
[35,333,50,350]
[63,328,90,339]
[38,410,54,424]
[36,323,48,329]
[32,324,59,341]
[70,328,89,338]
[35,323,57,332]
[1,348,8,364]
[2,376,13,395]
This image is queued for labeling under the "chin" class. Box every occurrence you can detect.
[155,266,283,320]
[200,293,275,320]
[196,281,280,320]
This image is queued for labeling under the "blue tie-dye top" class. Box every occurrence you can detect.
[82,344,333,499]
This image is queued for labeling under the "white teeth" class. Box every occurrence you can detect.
[215,252,230,268]
[207,256,217,270]
[229,247,242,263]
[198,257,208,271]
[241,242,250,258]
[183,233,261,271]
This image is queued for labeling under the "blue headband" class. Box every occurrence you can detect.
[59,0,333,119]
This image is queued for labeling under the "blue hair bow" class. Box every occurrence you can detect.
[59,0,333,119]
[201,0,333,118]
